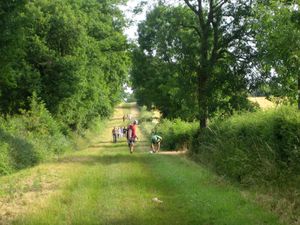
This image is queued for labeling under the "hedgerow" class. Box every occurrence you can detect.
[191,106,300,185]
[0,96,72,175]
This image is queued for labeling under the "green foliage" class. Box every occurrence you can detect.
[0,0,129,173]
[155,119,198,151]
[191,106,300,186]
[0,0,130,129]
[131,5,199,120]
[131,3,257,123]
[0,96,72,173]
[139,106,153,123]
[124,93,137,103]
[254,1,300,106]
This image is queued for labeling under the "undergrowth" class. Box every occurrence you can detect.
[0,96,107,176]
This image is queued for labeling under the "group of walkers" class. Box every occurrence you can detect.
[112,116,162,154]
[111,126,127,143]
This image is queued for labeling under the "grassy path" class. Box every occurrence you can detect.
[1,104,283,225]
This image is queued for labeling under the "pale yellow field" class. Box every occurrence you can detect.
[248,97,275,110]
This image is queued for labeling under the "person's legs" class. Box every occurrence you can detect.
[156,142,161,152]
[128,140,134,153]
[151,143,155,152]
[130,141,134,153]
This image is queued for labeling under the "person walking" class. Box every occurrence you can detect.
[116,127,120,139]
[127,120,138,153]
[123,126,127,137]
[112,127,117,143]
[119,127,123,138]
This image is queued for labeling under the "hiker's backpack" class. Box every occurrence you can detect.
[127,125,133,140]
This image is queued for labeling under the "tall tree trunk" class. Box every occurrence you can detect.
[198,72,208,128]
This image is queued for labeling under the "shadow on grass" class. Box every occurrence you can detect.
[89,143,149,150]
[57,153,149,166]
[94,144,128,149]
[0,128,37,170]
[101,216,156,225]
[94,140,148,144]
[89,140,148,147]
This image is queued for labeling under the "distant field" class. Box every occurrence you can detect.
[248,97,275,109]
[150,97,275,118]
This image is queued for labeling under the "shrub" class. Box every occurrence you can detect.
[0,95,72,173]
[191,106,300,185]
[155,119,198,151]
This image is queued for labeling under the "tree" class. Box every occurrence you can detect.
[131,5,199,121]
[132,2,255,125]
[255,0,300,109]
[181,0,255,128]
[0,0,130,129]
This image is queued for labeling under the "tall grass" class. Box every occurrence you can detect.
[2,103,286,225]
[191,106,300,186]
[155,119,198,150]
[139,105,299,184]
[138,106,198,151]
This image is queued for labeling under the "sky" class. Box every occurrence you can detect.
[119,0,148,94]
[119,0,179,41]
[119,0,178,95]
[119,0,148,41]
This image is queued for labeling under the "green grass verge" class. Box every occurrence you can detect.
[12,149,283,225]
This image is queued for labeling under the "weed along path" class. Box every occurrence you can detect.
[0,104,283,225]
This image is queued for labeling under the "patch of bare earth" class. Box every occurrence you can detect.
[157,150,187,155]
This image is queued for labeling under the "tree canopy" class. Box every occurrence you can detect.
[132,1,256,125]
[0,0,130,129]
[131,0,300,126]
[1,0,299,130]
[254,0,300,108]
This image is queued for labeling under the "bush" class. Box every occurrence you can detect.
[191,106,300,185]
[155,119,198,151]
[0,95,72,173]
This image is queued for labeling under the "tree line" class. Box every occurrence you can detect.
[0,0,130,130]
[1,0,299,130]
[131,0,300,127]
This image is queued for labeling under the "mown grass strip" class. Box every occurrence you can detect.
[13,148,283,225]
